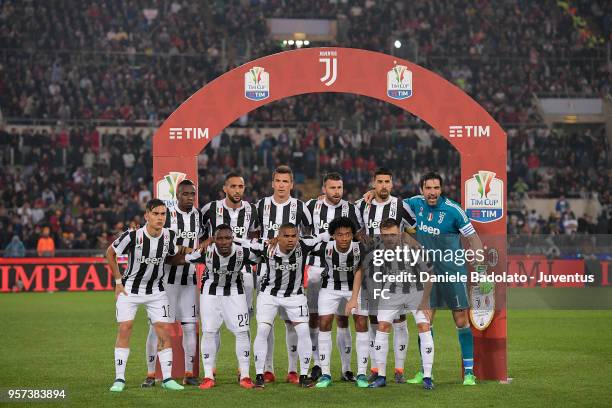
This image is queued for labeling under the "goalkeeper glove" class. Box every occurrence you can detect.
[475,264,493,295]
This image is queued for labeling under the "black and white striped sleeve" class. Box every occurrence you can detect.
[308,242,326,267]
[111,230,133,255]
[168,230,178,256]
[200,202,212,238]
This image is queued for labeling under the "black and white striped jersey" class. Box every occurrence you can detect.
[256,196,312,239]
[305,198,363,236]
[186,243,260,296]
[200,199,259,240]
[309,241,365,291]
[112,226,178,295]
[241,236,320,297]
[355,196,416,236]
[164,206,203,286]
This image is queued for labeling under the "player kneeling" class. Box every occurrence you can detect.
[107,199,184,392]
[182,224,259,389]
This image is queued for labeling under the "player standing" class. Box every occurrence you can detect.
[355,168,416,383]
[107,199,184,392]
[309,217,370,388]
[404,172,488,386]
[255,166,312,384]
[305,173,363,382]
[142,180,202,387]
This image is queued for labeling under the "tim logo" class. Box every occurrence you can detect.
[319,50,337,86]
[387,64,413,99]
[169,127,208,141]
[245,66,270,101]
[465,170,504,223]
[448,125,490,138]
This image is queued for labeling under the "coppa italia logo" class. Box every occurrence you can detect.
[245,66,270,101]
[156,172,187,202]
[465,171,504,223]
[387,64,413,99]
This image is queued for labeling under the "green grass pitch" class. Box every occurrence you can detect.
[1,291,611,407]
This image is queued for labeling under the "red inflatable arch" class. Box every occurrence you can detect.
[153,47,507,381]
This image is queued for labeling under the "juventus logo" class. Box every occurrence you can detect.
[166,361,172,367]
[203,353,210,359]
[319,57,337,86]
[290,345,297,353]
[399,345,406,351]
[361,357,368,364]
[148,356,155,363]
[304,357,311,365]
[116,359,123,366]
[375,345,381,351]
[320,354,325,361]
[425,347,432,354]
[344,346,351,354]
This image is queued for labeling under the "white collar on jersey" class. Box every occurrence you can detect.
[213,242,236,258]
[333,240,353,255]
[270,196,292,207]
[174,204,195,216]
[322,198,345,208]
[273,243,296,258]
[371,196,395,206]
[143,224,163,240]
[221,198,247,211]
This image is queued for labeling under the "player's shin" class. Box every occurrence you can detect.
[336,327,352,373]
[310,326,320,366]
[374,331,389,378]
[294,323,312,376]
[393,321,408,372]
[181,322,197,374]
[265,326,275,372]
[145,325,158,375]
[255,323,272,374]
[356,331,370,376]
[318,330,332,376]
[235,331,251,380]
[157,348,174,381]
[115,348,130,381]
[457,325,474,375]
[286,323,298,373]
[201,331,217,379]
[418,331,434,378]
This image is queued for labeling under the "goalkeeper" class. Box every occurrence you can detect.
[403,172,490,386]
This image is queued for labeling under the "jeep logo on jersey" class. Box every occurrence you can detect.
[232,225,247,236]
[418,221,440,236]
[465,170,504,223]
[277,263,298,271]
[137,256,164,265]
[333,265,356,272]
[316,220,329,231]
[177,230,197,239]
[267,221,280,232]
[366,220,381,229]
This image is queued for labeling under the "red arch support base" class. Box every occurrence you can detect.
[153,48,507,381]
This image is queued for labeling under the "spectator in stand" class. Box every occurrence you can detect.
[4,235,25,257]
[36,226,55,257]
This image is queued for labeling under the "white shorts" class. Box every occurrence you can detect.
[200,293,250,333]
[256,292,309,325]
[377,291,429,325]
[164,283,198,323]
[116,291,172,324]
[318,288,368,317]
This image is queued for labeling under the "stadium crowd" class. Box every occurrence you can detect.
[0,122,609,255]
[0,0,609,126]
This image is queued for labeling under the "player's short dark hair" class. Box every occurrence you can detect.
[224,172,243,183]
[177,179,195,191]
[279,222,297,233]
[323,172,343,184]
[329,217,356,236]
[272,165,293,181]
[214,223,233,235]
[380,218,400,230]
[373,167,393,179]
[146,198,166,212]
[420,172,444,189]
